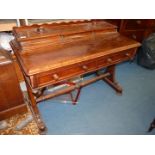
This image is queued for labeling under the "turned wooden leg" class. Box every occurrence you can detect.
[104,65,122,94]
[25,81,46,131]
[97,65,122,94]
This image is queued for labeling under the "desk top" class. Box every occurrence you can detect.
[10,20,141,76]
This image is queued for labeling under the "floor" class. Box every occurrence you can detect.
[37,61,155,135]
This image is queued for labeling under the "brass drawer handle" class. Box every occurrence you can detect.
[53,74,59,80]
[107,58,112,63]
[82,65,88,70]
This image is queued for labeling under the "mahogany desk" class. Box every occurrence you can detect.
[10,20,141,131]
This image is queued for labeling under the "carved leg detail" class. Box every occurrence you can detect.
[25,81,46,131]
[104,77,122,94]
[104,65,122,94]
[97,65,122,94]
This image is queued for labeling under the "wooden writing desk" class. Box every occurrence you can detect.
[10,20,141,131]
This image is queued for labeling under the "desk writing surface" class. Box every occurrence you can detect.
[14,32,140,76]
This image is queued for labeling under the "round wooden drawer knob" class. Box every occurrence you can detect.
[82,65,88,70]
[53,74,59,80]
[125,53,130,57]
[107,58,112,62]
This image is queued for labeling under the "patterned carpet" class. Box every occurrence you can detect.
[0,108,39,135]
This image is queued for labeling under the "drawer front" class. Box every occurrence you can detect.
[124,19,148,30]
[36,60,97,88]
[32,48,137,88]
[97,49,136,68]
